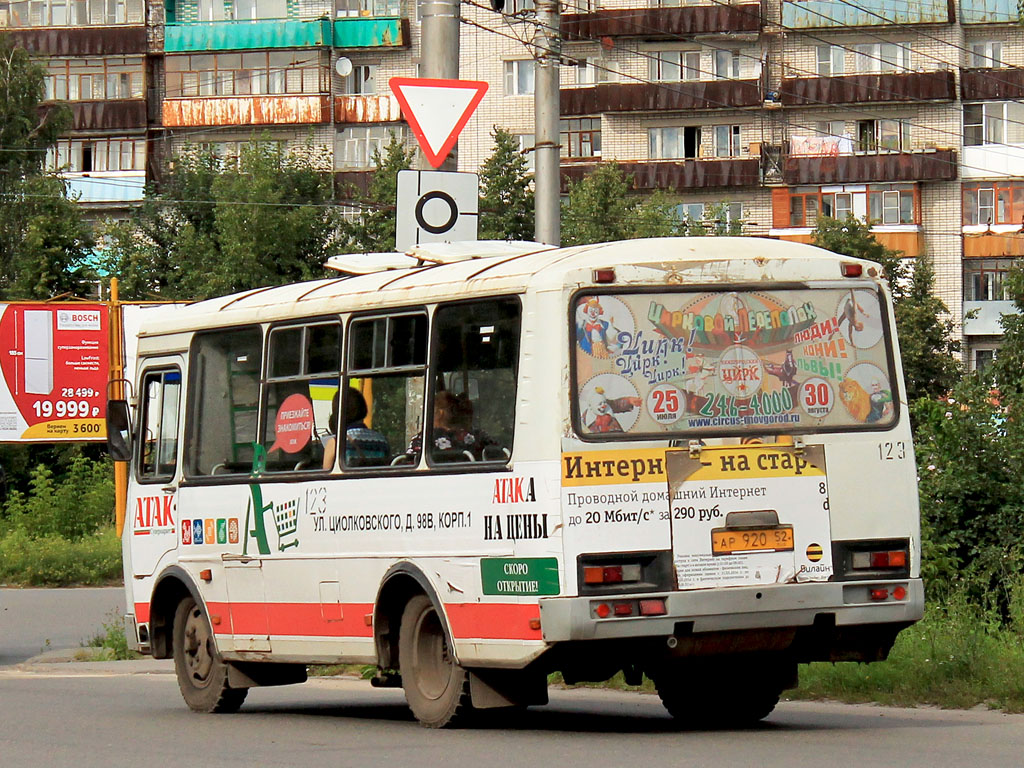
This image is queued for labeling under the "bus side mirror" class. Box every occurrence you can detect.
[107,399,133,462]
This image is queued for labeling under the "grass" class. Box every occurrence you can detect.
[0,526,121,586]
[81,612,141,661]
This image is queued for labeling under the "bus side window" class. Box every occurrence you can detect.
[260,321,341,473]
[346,313,427,469]
[186,327,263,476]
[428,298,521,465]
[138,368,181,480]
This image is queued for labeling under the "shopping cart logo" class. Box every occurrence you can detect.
[243,483,301,555]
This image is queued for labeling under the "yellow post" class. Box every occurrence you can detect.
[110,278,129,537]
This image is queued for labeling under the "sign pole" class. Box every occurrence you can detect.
[109,278,128,537]
[418,0,460,171]
[534,0,561,246]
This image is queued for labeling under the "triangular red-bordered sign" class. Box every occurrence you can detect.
[389,77,488,169]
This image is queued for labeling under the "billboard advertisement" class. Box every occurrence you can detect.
[0,303,109,442]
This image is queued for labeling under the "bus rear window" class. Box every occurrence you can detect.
[572,287,897,438]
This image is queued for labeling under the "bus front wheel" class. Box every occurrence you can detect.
[173,596,247,713]
[399,594,472,728]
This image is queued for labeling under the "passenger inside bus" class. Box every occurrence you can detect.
[406,391,502,463]
[323,387,390,469]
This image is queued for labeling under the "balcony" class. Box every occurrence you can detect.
[783,149,957,184]
[562,4,761,38]
[964,232,1024,258]
[5,26,147,55]
[961,68,1024,101]
[560,159,761,192]
[334,95,402,123]
[65,173,146,205]
[772,229,925,256]
[961,0,1018,23]
[781,0,951,28]
[962,145,1024,179]
[780,70,955,106]
[162,95,331,127]
[963,300,1016,335]
[164,18,407,53]
[561,80,762,116]
[65,100,148,131]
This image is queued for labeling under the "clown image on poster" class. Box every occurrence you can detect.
[580,374,642,433]
[575,296,634,359]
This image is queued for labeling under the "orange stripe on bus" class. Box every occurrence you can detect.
[137,601,543,641]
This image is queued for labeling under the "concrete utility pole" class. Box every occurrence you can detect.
[419,0,461,171]
[533,0,561,245]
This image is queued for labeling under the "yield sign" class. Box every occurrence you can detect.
[389,77,488,169]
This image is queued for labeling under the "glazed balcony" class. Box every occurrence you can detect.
[5,25,147,55]
[164,17,407,53]
[963,300,1015,335]
[65,173,146,204]
[560,159,760,191]
[961,67,1024,101]
[66,100,148,130]
[162,94,332,127]
[781,0,951,28]
[562,3,761,39]
[961,0,1018,24]
[780,70,955,106]
[561,79,762,115]
[782,149,957,184]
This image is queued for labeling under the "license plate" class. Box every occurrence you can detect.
[711,525,794,556]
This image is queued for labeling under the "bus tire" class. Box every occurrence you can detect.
[654,658,783,728]
[399,594,473,728]
[173,596,247,713]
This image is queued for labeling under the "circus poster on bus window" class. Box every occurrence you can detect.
[572,288,896,437]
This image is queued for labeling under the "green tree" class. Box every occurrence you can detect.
[0,34,93,299]
[478,127,534,241]
[345,133,414,253]
[561,162,678,245]
[102,139,342,300]
[991,262,1024,396]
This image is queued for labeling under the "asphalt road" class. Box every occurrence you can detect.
[3,667,1024,768]
[0,586,124,665]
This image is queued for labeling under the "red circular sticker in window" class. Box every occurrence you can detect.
[270,393,314,454]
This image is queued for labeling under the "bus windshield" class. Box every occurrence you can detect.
[572,285,897,438]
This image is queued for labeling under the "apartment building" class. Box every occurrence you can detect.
[2,0,1022,366]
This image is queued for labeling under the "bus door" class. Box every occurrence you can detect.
[129,363,183,578]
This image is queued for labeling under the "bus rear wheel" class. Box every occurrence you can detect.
[653,657,788,729]
[173,596,247,713]
[399,594,473,728]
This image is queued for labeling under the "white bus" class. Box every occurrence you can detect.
[109,237,922,728]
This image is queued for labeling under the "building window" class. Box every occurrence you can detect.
[560,118,601,159]
[964,102,1024,146]
[816,45,844,77]
[338,63,377,95]
[856,119,910,152]
[817,120,845,138]
[504,60,535,96]
[47,137,146,172]
[574,58,614,84]
[964,259,1014,301]
[44,57,144,102]
[515,133,536,171]
[970,41,1003,68]
[166,52,327,98]
[335,125,405,168]
[786,184,917,227]
[853,42,911,74]
[1,0,143,26]
[963,181,1024,226]
[649,125,701,159]
[676,201,744,233]
[714,49,739,80]
[335,0,400,16]
[974,349,996,371]
[712,124,741,157]
[648,50,700,82]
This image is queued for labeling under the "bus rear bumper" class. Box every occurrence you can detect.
[538,578,924,643]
